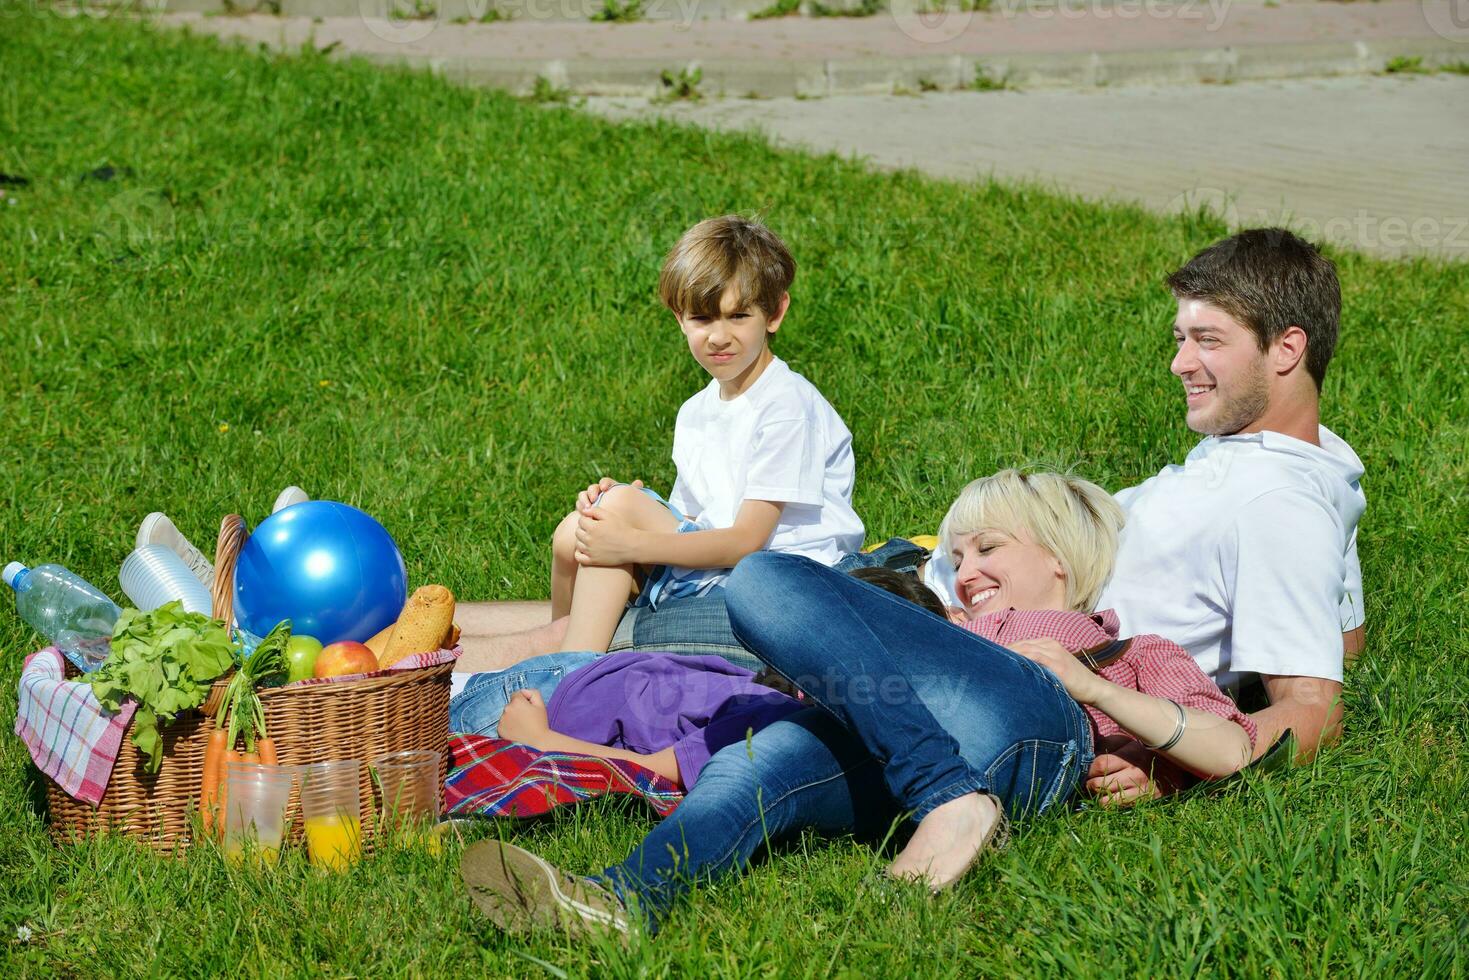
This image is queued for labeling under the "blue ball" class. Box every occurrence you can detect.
[233,500,408,645]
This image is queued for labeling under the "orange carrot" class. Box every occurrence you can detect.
[256,737,278,766]
[242,752,260,764]
[199,728,229,835]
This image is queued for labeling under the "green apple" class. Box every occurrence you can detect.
[284,634,323,683]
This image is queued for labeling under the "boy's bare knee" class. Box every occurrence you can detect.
[552,510,579,559]
[594,484,643,514]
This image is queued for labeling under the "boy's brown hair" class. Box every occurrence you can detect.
[1166,228,1341,389]
[659,215,796,319]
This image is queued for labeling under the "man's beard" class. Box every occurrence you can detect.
[1195,363,1271,436]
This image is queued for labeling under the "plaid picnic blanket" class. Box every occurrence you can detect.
[15,648,138,805]
[445,733,684,820]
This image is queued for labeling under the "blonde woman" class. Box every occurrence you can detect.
[465,471,1258,937]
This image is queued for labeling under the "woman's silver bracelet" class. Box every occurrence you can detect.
[1143,699,1187,752]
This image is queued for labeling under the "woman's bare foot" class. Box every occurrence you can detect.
[888,792,1002,892]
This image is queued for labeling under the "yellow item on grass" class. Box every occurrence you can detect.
[304,813,362,871]
[909,534,940,550]
[379,585,456,668]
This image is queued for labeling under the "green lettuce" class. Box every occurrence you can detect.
[87,601,236,774]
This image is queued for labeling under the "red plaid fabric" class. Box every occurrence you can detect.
[444,734,684,820]
[962,609,1258,749]
[16,648,138,804]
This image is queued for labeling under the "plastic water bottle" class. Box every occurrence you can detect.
[3,562,121,672]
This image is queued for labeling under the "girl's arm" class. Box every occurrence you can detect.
[497,688,685,786]
[528,731,684,788]
[579,499,784,570]
[1010,639,1254,780]
[1084,681,1253,779]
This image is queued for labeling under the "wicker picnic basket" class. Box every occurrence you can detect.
[44,515,454,853]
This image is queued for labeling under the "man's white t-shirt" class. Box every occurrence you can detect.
[667,356,865,570]
[1097,426,1366,693]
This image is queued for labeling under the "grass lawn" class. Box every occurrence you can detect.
[2,6,1467,976]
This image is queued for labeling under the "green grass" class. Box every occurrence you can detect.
[3,7,1468,976]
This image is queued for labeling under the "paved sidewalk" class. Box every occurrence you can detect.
[586,74,1469,259]
[160,0,1469,96]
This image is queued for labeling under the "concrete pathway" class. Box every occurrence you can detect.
[160,0,1469,95]
[585,75,1469,259]
[154,0,1469,258]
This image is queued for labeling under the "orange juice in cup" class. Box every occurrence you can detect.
[303,812,362,870]
[299,761,363,871]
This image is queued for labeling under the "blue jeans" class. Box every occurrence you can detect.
[601,551,1092,927]
[448,652,600,737]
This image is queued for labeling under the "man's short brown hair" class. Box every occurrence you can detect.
[659,215,796,318]
[1166,228,1341,388]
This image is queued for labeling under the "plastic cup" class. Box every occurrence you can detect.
[119,545,213,616]
[222,761,295,866]
[372,750,441,844]
[299,760,363,871]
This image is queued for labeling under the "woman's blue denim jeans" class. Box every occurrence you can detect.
[601,552,1093,928]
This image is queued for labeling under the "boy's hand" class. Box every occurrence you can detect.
[575,507,641,566]
[499,689,551,749]
[578,478,645,512]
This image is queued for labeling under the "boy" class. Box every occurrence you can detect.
[550,215,865,653]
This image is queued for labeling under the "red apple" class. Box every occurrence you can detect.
[314,641,379,678]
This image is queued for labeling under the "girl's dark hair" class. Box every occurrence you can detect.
[752,566,947,696]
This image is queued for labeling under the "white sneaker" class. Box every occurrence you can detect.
[136,513,214,588]
[273,486,310,514]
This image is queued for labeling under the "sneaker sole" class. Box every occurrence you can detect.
[460,841,629,937]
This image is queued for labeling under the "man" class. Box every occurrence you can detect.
[1085,228,1365,803]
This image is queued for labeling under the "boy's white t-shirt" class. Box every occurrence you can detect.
[667,357,864,567]
[1097,425,1366,693]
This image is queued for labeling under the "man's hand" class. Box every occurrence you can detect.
[499,689,552,749]
[1009,638,1107,705]
[575,507,642,566]
[577,478,645,513]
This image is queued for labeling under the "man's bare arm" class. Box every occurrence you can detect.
[1251,674,1344,763]
[1343,625,1365,667]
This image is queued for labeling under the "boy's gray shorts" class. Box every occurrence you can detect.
[608,590,762,672]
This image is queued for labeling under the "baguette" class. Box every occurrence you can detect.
[365,621,396,661]
[379,584,456,668]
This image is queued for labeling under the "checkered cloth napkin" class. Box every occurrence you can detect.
[15,648,138,805]
[444,733,684,820]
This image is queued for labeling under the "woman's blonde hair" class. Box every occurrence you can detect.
[938,469,1125,613]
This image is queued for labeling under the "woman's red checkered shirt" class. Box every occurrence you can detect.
[961,608,1258,751]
